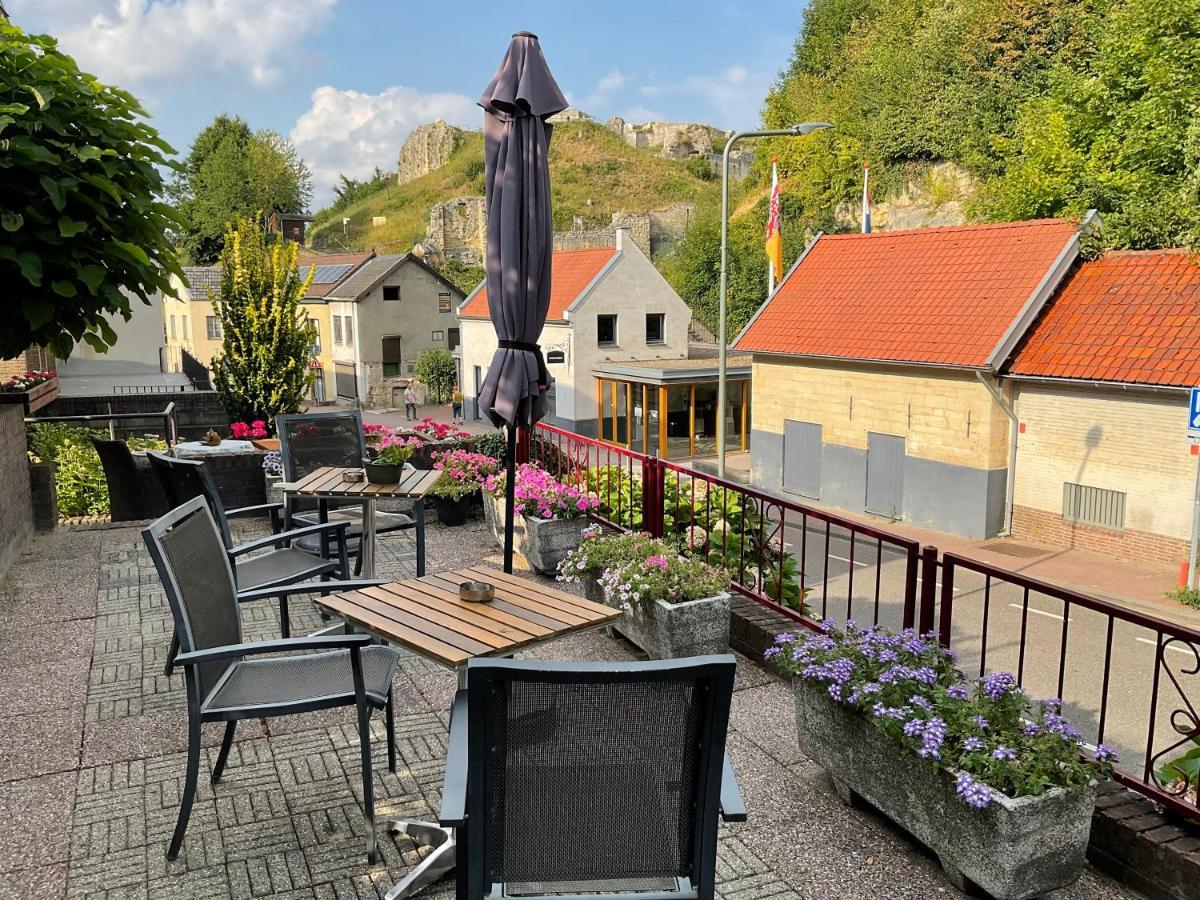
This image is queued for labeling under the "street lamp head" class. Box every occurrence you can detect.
[790,122,834,136]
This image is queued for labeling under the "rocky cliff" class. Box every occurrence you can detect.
[397,119,466,186]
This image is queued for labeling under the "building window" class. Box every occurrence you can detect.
[182,317,190,341]
[432,330,444,342]
[344,315,354,344]
[206,316,222,340]
[1063,483,1126,531]
[169,316,176,340]
[382,336,402,377]
[546,349,566,364]
[646,313,665,344]
[333,315,343,345]
[447,327,460,350]
[438,291,452,313]
[383,285,401,302]
[308,318,321,353]
[597,314,617,347]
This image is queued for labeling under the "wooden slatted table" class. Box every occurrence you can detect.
[284,465,440,577]
[315,565,622,670]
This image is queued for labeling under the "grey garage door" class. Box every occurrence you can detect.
[782,420,822,498]
[865,432,905,518]
[334,363,358,400]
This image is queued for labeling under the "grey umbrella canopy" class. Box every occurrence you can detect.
[477,32,567,573]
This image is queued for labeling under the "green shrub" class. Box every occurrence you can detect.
[1167,586,1200,610]
[26,421,104,463]
[414,348,457,404]
[54,441,108,517]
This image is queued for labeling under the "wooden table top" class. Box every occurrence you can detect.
[286,465,440,499]
[315,566,622,668]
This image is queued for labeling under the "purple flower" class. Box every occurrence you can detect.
[914,666,937,685]
[956,772,992,808]
[971,715,989,731]
[946,684,969,701]
[1094,744,1118,763]
[763,646,781,661]
[962,736,984,752]
[919,717,946,759]
[981,672,1018,701]
[819,618,837,633]
[774,632,795,645]
[992,746,1016,761]
[903,719,925,738]
[1022,721,1041,737]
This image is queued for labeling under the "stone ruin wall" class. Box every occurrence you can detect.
[397,119,465,186]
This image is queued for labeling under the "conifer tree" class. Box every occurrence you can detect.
[210,216,316,430]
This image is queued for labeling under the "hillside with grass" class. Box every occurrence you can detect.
[306,121,722,254]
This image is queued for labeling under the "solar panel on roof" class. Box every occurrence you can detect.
[306,263,352,284]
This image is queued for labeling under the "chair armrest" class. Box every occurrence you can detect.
[720,754,747,823]
[227,502,284,519]
[175,633,371,666]
[228,521,348,557]
[439,689,469,828]
[236,578,389,604]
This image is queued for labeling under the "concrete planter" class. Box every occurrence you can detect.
[792,677,1095,900]
[611,592,731,659]
[583,573,605,604]
[482,492,583,575]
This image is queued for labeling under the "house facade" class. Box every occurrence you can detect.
[735,217,1088,539]
[456,229,699,441]
[1005,249,1200,567]
[325,253,465,407]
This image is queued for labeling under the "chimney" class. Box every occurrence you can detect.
[615,227,629,252]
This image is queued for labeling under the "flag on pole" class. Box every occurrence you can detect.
[861,164,872,234]
[765,158,782,294]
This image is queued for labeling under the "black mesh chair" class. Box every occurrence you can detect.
[91,438,168,522]
[142,497,401,862]
[148,452,351,672]
[437,655,746,900]
[276,410,423,576]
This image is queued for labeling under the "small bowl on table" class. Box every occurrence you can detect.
[459,581,495,603]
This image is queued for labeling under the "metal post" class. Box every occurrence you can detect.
[717,122,832,479]
[503,424,518,574]
[1189,454,1200,590]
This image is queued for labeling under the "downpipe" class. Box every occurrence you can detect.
[977,372,1018,537]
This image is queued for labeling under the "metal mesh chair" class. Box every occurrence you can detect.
[142,497,401,862]
[437,656,745,900]
[148,452,351,672]
[275,411,420,574]
[91,438,168,522]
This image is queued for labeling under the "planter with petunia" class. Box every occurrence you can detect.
[482,464,599,574]
[769,622,1115,900]
[404,418,473,468]
[362,434,422,484]
[0,370,59,414]
[430,449,497,525]
[557,527,675,603]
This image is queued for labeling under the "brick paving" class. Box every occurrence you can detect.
[0,517,1141,899]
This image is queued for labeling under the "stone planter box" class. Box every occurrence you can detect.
[0,376,59,414]
[483,492,583,575]
[609,591,731,659]
[792,677,1096,900]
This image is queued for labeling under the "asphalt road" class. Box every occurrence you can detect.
[763,517,1200,781]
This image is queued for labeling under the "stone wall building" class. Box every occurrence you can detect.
[426,198,487,263]
[396,119,466,186]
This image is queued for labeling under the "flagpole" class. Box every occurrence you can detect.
[862,164,871,234]
[768,159,778,296]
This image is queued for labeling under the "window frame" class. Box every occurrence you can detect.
[438,291,453,313]
[205,315,222,341]
[383,285,401,302]
[344,315,354,345]
[381,335,402,378]
[333,315,343,345]
[431,330,444,342]
[597,314,618,347]
[645,312,665,345]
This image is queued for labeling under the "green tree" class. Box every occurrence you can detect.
[171,115,312,264]
[210,216,316,428]
[414,348,457,404]
[437,258,486,297]
[0,22,184,359]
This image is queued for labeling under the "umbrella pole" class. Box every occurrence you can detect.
[503,424,518,573]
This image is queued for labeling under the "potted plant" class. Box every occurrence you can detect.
[558,527,674,603]
[482,463,599,574]
[262,449,284,504]
[768,622,1117,900]
[595,548,732,659]
[432,447,498,515]
[428,474,476,526]
[363,434,421,484]
[406,417,472,468]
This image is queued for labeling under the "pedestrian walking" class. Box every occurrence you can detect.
[451,384,464,424]
[404,380,419,421]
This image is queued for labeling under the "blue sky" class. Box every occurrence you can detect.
[9,0,802,206]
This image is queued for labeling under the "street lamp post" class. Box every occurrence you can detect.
[717,122,833,479]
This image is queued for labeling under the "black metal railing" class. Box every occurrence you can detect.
[27,402,178,446]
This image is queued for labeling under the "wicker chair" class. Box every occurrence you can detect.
[142,497,400,862]
[148,452,352,673]
[275,410,423,575]
[429,655,746,900]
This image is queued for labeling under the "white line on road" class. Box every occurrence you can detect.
[1133,637,1197,656]
[828,554,870,568]
[1008,603,1064,621]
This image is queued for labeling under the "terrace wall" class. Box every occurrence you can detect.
[0,404,33,578]
[42,391,228,441]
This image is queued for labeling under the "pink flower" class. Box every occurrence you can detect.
[647,555,669,571]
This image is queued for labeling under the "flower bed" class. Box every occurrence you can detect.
[770,622,1114,898]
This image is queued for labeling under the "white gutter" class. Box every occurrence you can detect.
[976,371,1018,536]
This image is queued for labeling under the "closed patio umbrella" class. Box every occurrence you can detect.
[477,32,567,573]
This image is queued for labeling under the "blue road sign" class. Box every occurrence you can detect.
[1191,387,1200,437]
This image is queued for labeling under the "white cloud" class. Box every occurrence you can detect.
[9,0,337,90]
[583,69,625,108]
[637,66,768,130]
[290,84,478,205]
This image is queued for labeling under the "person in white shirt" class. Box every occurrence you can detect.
[403,381,419,421]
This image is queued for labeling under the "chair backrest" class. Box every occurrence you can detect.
[91,438,144,522]
[275,410,367,482]
[146,452,234,548]
[463,655,737,898]
[142,497,242,702]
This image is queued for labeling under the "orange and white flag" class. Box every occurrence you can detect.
[765,158,782,293]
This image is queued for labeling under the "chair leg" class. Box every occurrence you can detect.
[167,711,202,860]
[356,695,378,863]
[164,631,179,676]
[386,688,397,773]
[211,721,237,783]
[353,547,364,577]
[279,595,290,638]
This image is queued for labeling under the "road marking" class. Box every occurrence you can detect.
[828,554,870,568]
[1008,603,1064,621]
[1134,637,1197,656]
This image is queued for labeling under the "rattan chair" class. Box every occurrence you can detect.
[432,655,746,900]
[148,452,351,672]
[275,410,422,575]
[142,497,400,862]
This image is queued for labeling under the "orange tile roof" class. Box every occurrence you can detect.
[1009,249,1200,387]
[734,219,1079,368]
[459,248,617,320]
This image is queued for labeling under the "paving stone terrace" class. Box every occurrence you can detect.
[0,516,1142,900]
